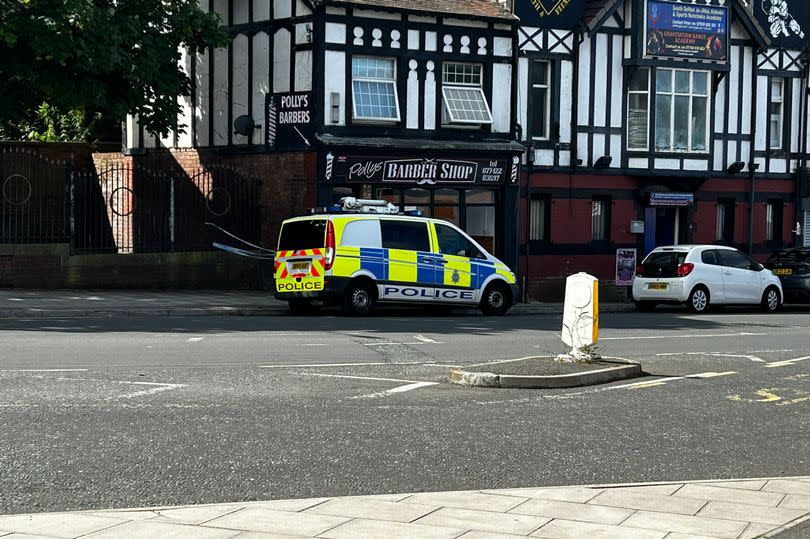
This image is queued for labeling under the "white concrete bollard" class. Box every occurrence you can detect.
[558,272,600,361]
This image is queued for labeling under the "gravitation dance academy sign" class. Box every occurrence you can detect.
[646,1,728,60]
[514,0,585,29]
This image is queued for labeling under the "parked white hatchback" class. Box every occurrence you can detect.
[632,245,783,313]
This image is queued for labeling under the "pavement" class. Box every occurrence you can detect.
[1,477,809,538]
[0,289,634,318]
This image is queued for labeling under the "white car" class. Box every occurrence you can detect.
[632,245,783,313]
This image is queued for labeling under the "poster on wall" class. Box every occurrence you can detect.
[514,0,586,29]
[615,248,637,287]
[265,92,314,151]
[646,1,728,60]
[751,0,808,50]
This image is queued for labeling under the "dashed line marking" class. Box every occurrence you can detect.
[1,369,88,372]
[187,337,205,342]
[764,356,810,368]
[259,361,422,369]
[351,381,439,400]
[298,343,329,347]
[611,371,738,390]
[413,334,442,344]
[300,373,425,384]
[655,352,764,362]
[603,332,768,341]
[117,381,185,399]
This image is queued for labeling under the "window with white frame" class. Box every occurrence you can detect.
[769,78,784,149]
[654,69,709,152]
[351,56,400,122]
[627,68,650,150]
[441,62,493,125]
[530,61,551,140]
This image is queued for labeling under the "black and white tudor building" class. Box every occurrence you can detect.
[121,0,810,297]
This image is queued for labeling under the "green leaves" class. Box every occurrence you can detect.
[0,0,227,139]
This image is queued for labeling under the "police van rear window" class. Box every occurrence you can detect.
[278,220,326,251]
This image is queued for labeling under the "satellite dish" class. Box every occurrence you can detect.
[233,115,256,137]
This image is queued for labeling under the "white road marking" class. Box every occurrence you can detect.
[413,334,442,344]
[610,371,738,390]
[298,343,329,347]
[351,381,439,400]
[654,352,764,363]
[117,381,186,399]
[765,356,810,368]
[301,373,424,384]
[187,337,204,342]
[259,361,423,369]
[2,369,88,372]
[602,332,768,341]
[362,341,443,346]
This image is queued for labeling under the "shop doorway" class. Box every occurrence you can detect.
[644,206,687,254]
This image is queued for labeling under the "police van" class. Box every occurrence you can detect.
[274,198,518,315]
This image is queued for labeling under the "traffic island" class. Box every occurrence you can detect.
[449,356,642,389]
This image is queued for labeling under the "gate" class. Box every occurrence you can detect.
[0,148,69,244]
[72,161,262,254]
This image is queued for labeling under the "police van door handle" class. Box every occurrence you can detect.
[420,256,434,263]
[438,259,449,265]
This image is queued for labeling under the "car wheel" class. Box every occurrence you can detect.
[687,286,710,313]
[634,301,656,312]
[761,287,781,313]
[480,282,510,316]
[342,280,376,316]
[288,300,317,315]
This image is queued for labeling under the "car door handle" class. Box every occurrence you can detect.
[723,271,732,276]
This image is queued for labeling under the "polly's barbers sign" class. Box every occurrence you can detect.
[327,156,510,185]
[265,92,314,151]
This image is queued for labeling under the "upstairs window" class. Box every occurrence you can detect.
[530,60,551,140]
[769,79,784,149]
[655,69,709,153]
[627,68,650,150]
[441,62,493,125]
[351,56,400,122]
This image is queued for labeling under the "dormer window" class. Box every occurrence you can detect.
[441,62,493,125]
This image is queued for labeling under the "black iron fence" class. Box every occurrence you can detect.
[0,148,69,244]
[1,148,262,254]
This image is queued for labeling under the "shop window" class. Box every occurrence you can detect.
[377,187,401,206]
[434,188,459,225]
[466,206,495,253]
[765,199,784,244]
[404,187,431,217]
[351,56,400,122]
[716,199,735,243]
[654,69,709,152]
[591,197,610,242]
[435,223,485,259]
[441,62,493,125]
[530,60,551,140]
[529,195,551,242]
[627,68,650,150]
[466,189,495,204]
[380,220,430,252]
[769,79,784,150]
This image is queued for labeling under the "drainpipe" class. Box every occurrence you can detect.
[747,47,760,256]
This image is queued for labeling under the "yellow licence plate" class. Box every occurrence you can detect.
[291,261,310,271]
[648,283,668,290]
[773,269,792,275]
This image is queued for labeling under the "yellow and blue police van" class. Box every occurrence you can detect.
[274,198,518,315]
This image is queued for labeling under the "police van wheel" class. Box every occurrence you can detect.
[342,280,376,316]
[480,283,510,316]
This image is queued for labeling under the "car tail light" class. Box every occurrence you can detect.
[636,264,643,277]
[324,220,335,271]
[676,263,694,277]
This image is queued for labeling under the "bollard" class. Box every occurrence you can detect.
[558,272,600,361]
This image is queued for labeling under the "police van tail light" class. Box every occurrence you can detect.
[324,220,336,270]
[677,263,694,277]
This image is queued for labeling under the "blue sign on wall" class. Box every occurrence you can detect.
[646,1,728,60]
[650,192,695,207]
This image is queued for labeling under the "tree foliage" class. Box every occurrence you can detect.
[0,0,227,138]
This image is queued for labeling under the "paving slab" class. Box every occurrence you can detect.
[530,519,667,538]
[588,488,706,515]
[697,500,806,525]
[672,484,786,507]
[203,509,349,536]
[620,510,750,538]
[480,487,603,503]
[304,498,438,523]
[81,520,240,539]
[779,494,810,511]
[764,479,810,497]
[318,518,464,539]
[0,514,125,538]
[403,491,528,512]
[414,507,551,535]
[509,498,635,525]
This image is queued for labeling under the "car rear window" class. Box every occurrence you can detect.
[638,251,688,278]
[767,250,810,264]
[278,220,326,251]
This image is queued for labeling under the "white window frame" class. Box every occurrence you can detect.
[654,69,710,153]
[627,68,650,151]
[351,56,401,123]
[769,78,784,149]
[531,60,551,140]
[441,62,493,125]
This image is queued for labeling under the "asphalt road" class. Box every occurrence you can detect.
[1,307,809,514]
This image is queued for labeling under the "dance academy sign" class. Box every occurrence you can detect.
[646,1,728,60]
